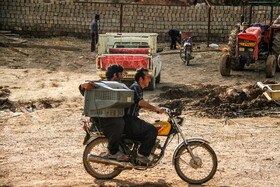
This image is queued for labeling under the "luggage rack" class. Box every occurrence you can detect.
[257,82,280,101]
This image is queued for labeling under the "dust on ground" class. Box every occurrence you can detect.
[0,36,280,187]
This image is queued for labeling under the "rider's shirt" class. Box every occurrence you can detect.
[126,82,143,116]
[91,19,98,34]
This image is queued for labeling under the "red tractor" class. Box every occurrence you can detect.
[220,1,280,78]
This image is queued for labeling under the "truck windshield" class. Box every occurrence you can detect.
[114,42,149,48]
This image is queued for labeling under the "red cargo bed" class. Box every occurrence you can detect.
[109,48,150,54]
[100,55,149,70]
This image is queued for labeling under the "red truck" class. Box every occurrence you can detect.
[96,33,163,90]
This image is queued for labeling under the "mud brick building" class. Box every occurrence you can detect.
[0,0,279,42]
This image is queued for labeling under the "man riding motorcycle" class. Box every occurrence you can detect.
[124,67,164,164]
[79,64,128,161]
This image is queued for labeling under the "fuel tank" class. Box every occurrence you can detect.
[152,121,171,136]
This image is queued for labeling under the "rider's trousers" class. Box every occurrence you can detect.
[124,115,158,157]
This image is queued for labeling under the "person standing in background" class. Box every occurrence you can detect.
[168,29,181,50]
[91,14,100,52]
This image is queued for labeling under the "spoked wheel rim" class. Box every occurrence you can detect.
[180,48,191,66]
[180,48,187,63]
[177,146,214,180]
[83,137,122,179]
[174,141,217,184]
[186,50,191,66]
[189,157,202,169]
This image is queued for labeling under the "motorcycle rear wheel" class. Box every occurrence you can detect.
[174,141,217,184]
[185,49,191,66]
[83,137,122,179]
[180,48,186,63]
[180,48,191,66]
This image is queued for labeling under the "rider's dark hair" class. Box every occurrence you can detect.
[95,14,100,19]
[135,67,148,82]
[106,64,123,80]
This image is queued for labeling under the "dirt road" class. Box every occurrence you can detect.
[0,37,279,186]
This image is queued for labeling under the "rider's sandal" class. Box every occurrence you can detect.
[136,156,151,164]
[108,151,129,162]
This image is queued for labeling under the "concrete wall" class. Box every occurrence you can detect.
[1,0,279,43]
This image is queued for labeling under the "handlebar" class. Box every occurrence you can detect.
[161,107,171,114]
[161,107,180,116]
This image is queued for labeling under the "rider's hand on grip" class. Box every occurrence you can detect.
[156,107,164,114]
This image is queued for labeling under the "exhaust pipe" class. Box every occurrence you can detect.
[87,154,127,167]
[87,154,154,169]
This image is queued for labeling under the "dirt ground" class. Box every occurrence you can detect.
[0,36,280,187]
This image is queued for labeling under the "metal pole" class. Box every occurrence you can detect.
[205,0,211,47]
[208,6,211,47]
[249,4,252,26]
[241,0,244,24]
[120,3,123,33]
[270,5,273,25]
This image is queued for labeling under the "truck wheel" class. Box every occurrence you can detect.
[148,77,156,90]
[228,29,239,56]
[265,55,276,78]
[155,73,161,83]
[220,54,231,76]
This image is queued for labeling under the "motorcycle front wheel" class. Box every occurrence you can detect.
[83,137,122,179]
[180,47,191,66]
[185,49,191,66]
[173,141,217,184]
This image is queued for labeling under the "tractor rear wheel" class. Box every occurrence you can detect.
[265,55,276,78]
[228,29,239,56]
[227,28,244,70]
[276,55,280,71]
[272,31,280,71]
[220,54,231,76]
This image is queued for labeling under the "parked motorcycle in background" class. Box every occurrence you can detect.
[81,107,218,184]
[180,37,194,66]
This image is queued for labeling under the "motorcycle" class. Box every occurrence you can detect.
[180,37,193,66]
[81,108,217,184]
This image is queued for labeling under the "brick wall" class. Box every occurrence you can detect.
[0,0,279,43]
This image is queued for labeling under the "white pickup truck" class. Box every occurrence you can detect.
[96,33,162,90]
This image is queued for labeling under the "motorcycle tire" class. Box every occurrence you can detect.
[180,47,191,66]
[186,49,191,66]
[173,141,217,184]
[180,48,186,63]
[83,137,122,179]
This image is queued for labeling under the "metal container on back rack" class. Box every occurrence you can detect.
[83,81,134,117]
